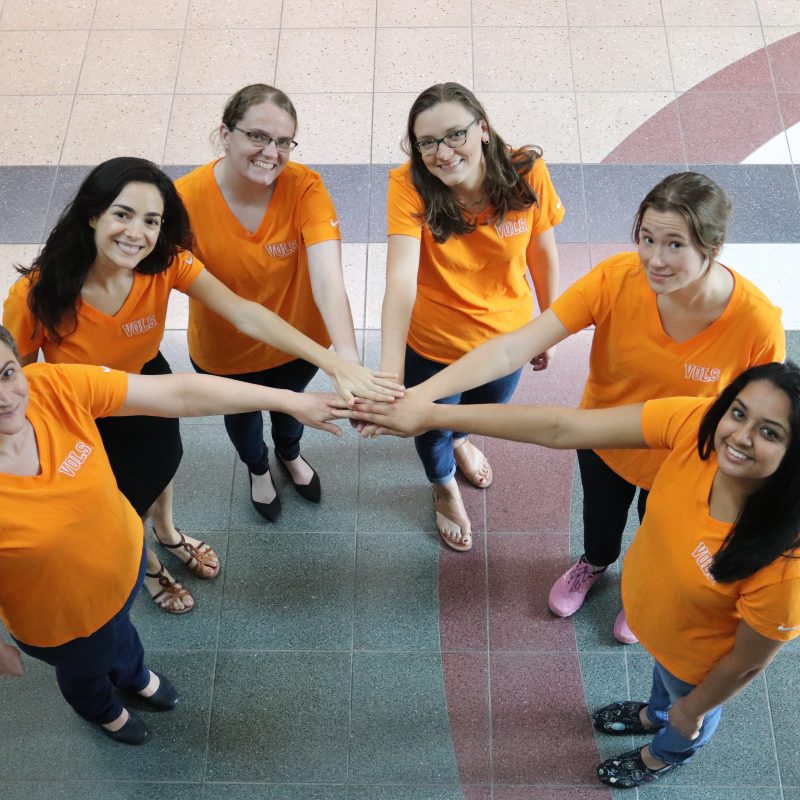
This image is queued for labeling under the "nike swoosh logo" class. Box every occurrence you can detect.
[556,201,561,209]
[330,219,339,227]
[778,624,800,632]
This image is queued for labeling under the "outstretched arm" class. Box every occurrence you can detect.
[412,309,571,403]
[337,392,646,451]
[116,372,343,437]
[185,269,402,405]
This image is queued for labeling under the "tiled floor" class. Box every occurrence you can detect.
[1,1,799,798]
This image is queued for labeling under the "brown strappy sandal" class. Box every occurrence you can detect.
[144,564,194,615]
[153,527,220,579]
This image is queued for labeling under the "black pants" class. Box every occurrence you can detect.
[192,357,318,475]
[577,448,649,567]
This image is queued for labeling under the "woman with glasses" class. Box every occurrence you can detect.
[175,84,385,522]
[4,157,396,615]
[378,82,563,551]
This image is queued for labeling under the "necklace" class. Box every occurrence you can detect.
[456,191,488,209]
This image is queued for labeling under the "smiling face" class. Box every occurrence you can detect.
[219,100,295,188]
[714,379,792,492]
[89,182,164,272]
[0,344,29,437]
[638,208,711,295]
[412,101,487,193]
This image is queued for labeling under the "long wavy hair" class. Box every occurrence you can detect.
[17,157,192,343]
[697,361,800,582]
[403,82,541,244]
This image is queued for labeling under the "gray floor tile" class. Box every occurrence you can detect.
[583,165,686,244]
[548,163,588,244]
[349,788,468,800]
[579,652,636,761]
[0,784,202,800]
[0,166,56,244]
[206,651,350,782]
[42,165,92,238]
[644,789,782,799]
[163,164,198,182]
[218,529,354,650]
[0,651,214,781]
[368,164,391,242]
[783,789,800,800]
[312,164,370,242]
[786,328,800,364]
[626,652,780,787]
[354,530,441,651]
[228,426,358,532]
[204,785,346,800]
[349,652,460,784]
[132,531,228,651]
[765,652,800,785]
[688,164,800,243]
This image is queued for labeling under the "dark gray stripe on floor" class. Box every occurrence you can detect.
[1,163,799,245]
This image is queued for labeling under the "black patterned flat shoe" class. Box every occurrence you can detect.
[597,747,678,788]
[592,700,662,735]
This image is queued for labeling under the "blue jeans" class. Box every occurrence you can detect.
[645,660,723,765]
[192,357,319,474]
[15,544,149,725]
[404,346,523,484]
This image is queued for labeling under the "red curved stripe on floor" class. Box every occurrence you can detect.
[603,31,800,164]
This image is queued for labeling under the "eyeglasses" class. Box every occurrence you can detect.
[234,127,298,152]
[414,118,480,155]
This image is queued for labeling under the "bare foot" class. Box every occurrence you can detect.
[640,745,669,771]
[278,454,314,485]
[433,479,472,552]
[453,438,492,488]
[250,470,277,504]
[102,708,130,732]
[143,562,194,614]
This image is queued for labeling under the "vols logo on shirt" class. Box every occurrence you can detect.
[691,542,716,583]
[495,218,528,239]
[122,314,157,337]
[684,364,721,383]
[58,441,93,477]
[265,240,298,258]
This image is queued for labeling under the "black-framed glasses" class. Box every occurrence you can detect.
[234,127,298,152]
[414,118,480,155]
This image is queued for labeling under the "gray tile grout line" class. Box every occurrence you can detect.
[657,0,690,168]
[762,669,786,799]
[159,0,193,170]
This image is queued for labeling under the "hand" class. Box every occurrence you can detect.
[530,346,555,372]
[330,387,432,437]
[328,356,404,405]
[290,392,346,437]
[0,641,23,677]
[667,697,703,740]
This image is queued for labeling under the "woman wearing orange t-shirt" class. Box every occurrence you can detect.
[340,361,800,789]
[3,157,396,615]
[379,82,563,551]
[176,84,385,522]
[373,172,784,641]
[0,325,341,745]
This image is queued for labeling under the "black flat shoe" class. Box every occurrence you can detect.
[100,710,149,745]
[135,671,179,711]
[249,469,281,522]
[277,454,321,503]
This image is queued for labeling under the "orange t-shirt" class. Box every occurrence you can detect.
[0,363,143,647]
[176,160,341,374]
[3,251,203,374]
[387,157,565,364]
[550,252,785,489]
[623,396,800,685]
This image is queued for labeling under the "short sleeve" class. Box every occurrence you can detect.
[298,171,341,247]
[387,165,424,239]
[641,396,711,451]
[172,250,205,293]
[54,363,129,419]
[738,571,800,642]
[2,276,44,357]
[550,266,606,333]
[527,158,565,234]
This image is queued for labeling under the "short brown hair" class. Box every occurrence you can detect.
[0,324,21,361]
[221,84,298,131]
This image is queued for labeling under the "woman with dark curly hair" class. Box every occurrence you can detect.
[3,157,396,614]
